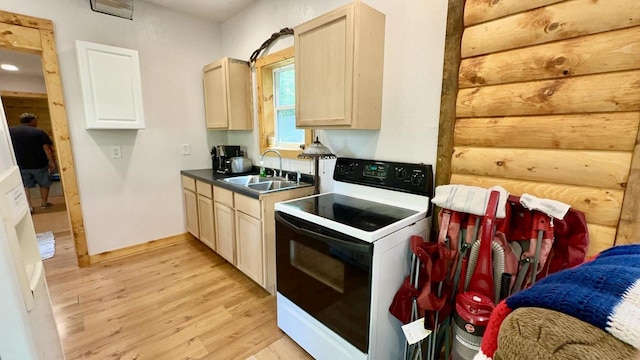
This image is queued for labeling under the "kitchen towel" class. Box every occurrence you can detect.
[431,184,509,218]
[474,244,640,360]
[36,231,56,260]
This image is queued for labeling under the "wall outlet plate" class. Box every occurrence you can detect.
[110,146,122,159]
[181,144,190,155]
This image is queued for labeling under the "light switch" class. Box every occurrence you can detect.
[110,146,122,159]
[181,144,190,155]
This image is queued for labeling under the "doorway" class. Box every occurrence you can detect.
[0,11,89,266]
[1,91,71,248]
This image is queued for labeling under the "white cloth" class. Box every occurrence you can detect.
[431,185,509,218]
[519,193,570,220]
[36,231,55,260]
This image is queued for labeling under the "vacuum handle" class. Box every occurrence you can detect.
[467,191,500,301]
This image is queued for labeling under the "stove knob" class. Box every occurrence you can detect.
[336,164,345,175]
[411,173,424,186]
[395,167,407,180]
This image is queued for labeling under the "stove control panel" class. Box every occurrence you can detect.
[334,157,434,198]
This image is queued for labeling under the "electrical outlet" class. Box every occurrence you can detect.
[181,144,190,155]
[110,146,122,159]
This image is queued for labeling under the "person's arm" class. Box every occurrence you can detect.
[43,144,55,172]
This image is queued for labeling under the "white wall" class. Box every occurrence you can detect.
[0,0,223,254]
[220,0,448,192]
[0,0,448,255]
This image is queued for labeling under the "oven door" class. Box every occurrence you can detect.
[275,211,373,353]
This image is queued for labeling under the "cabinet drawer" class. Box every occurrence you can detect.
[181,175,196,192]
[196,180,212,198]
[235,193,261,219]
[213,186,234,207]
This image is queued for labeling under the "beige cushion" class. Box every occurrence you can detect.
[494,307,635,360]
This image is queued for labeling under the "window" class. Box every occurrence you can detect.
[256,47,311,159]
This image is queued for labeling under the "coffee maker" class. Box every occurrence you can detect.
[211,145,241,173]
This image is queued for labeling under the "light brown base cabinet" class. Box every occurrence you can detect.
[196,180,215,251]
[181,173,313,294]
[181,176,200,238]
[181,176,216,251]
[213,186,236,264]
[236,210,263,285]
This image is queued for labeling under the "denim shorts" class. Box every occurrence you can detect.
[20,167,51,188]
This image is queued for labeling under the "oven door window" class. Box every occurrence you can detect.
[276,212,373,353]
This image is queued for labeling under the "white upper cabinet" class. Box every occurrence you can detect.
[75,40,145,130]
[294,1,385,129]
[203,57,252,130]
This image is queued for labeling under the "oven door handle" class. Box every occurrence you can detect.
[276,212,372,254]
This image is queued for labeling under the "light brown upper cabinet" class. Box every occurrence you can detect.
[203,57,252,130]
[294,2,385,129]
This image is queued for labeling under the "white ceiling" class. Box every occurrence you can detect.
[143,0,256,23]
[0,50,43,78]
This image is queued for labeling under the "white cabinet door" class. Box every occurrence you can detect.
[75,40,145,129]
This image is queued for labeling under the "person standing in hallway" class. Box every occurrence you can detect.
[9,112,56,212]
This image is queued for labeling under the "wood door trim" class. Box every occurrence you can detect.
[0,10,89,266]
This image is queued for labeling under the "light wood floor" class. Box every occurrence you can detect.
[34,196,313,360]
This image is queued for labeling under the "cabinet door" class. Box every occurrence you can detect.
[203,58,229,129]
[295,6,353,127]
[236,211,263,286]
[75,40,145,129]
[183,189,199,238]
[197,195,215,251]
[214,202,235,264]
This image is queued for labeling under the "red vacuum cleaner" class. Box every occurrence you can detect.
[452,191,500,360]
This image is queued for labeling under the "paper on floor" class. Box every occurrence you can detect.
[36,231,56,260]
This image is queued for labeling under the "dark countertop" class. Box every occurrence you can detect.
[180,168,314,199]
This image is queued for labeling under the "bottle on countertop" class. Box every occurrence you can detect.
[259,161,266,177]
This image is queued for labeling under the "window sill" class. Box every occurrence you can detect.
[259,145,305,160]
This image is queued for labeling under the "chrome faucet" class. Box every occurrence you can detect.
[261,149,283,177]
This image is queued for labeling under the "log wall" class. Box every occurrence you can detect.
[445,0,640,256]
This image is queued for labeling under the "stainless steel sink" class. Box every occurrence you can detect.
[222,175,271,185]
[247,180,299,191]
[220,175,311,194]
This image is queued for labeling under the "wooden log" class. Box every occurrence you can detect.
[586,223,616,256]
[0,10,53,30]
[464,0,565,27]
[461,0,640,58]
[451,146,631,190]
[616,112,640,245]
[459,26,640,88]
[456,70,640,117]
[454,113,640,151]
[436,0,466,188]
[450,174,624,227]
[0,22,41,54]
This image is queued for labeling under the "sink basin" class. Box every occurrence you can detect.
[222,175,271,185]
[247,180,299,191]
[221,175,311,194]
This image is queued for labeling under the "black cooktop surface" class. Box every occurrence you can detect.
[284,193,419,232]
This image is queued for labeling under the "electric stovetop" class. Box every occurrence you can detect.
[282,193,418,232]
